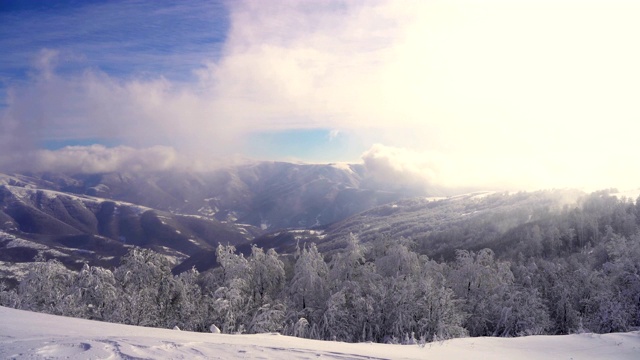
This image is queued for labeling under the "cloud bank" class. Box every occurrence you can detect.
[362,144,442,192]
[1,145,178,174]
[2,0,640,191]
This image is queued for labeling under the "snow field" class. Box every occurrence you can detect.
[1,306,639,359]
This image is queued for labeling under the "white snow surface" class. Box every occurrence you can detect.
[1,307,639,359]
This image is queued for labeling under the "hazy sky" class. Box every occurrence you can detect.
[1,0,640,191]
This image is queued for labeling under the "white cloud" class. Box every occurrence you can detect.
[2,145,178,174]
[362,144,440,192]
[360,143,640,193]
[328,129,341,141]
[2,0,640,190]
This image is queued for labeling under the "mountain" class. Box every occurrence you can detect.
[0,161,410,278]
[2,160,615,283]
[2,162,406,230]
[0,184,257,282]
[249,189,586,261]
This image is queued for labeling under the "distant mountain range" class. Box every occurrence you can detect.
[0,161,413,280]
[0,161,591,283]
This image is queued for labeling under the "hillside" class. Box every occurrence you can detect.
[248,189,584,259]
[0,162,409,277]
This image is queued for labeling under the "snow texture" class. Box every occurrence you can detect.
[1,306,639,359]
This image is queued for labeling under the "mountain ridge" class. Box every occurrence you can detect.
[2,160,614,281]
[0,161,411,276]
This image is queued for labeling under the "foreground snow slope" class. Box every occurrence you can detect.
[1,306,639,359]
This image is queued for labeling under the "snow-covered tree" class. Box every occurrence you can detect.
[245,246,287,333]
[18,258,78,316]
[247,245,285,305]
[73,263,119,321]
[211,244,251,333]
[328,233,367,287]
[163,267,207,331]
[248,302,286,333]
[323,235,382,342]
[493,286,550,336]
[374,237,421,278]
[0,281,20,308]
[112,248,174,327]
[414,271,467,340]
[581,233,640,332]
[289,243,329,325]
[375,241,466,342]
[449,249,514,336]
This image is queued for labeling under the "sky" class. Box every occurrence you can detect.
[1,0,640,191]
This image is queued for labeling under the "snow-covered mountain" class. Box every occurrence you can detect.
[1,161,407,230]
[0,161,410,278]
[249,189,585,258]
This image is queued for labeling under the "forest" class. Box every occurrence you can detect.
[1,190,640,344]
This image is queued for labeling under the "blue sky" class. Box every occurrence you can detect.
[0,0,228,82]
[2,0,640,191]
[0,0,365,163]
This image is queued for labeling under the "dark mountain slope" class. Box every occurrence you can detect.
[0,184,256,274]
